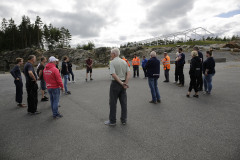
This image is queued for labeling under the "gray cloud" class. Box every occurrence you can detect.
[140,0,195,29]
[28,9,108,38]
[0,4,12,18]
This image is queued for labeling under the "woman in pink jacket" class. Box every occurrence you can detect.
[43,56,64,119]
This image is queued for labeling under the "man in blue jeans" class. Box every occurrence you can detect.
[145,51,161,104]
[43,56,64,118]
[61,56,71,95]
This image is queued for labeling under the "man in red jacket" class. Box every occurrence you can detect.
[43,56,64,119]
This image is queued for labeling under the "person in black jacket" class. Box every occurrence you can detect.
[10,58,27,108]
[203,51,215,94]
[67,61,75,83]
[176,48,185,87]
[145,51,161,104]
[61,56,71,95]
[186,51,201,98]
[193,47,204,91]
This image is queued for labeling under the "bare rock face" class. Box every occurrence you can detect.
[0,48,43,71]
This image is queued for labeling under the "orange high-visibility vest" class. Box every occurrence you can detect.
[161,55,170,70]
[122,58,130,67]
[132,57,140,66]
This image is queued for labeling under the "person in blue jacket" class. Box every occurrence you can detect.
[142,56,148,78]
[145,51,161,104]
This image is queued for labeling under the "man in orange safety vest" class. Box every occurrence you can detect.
[122,56,130,67]
[161,52,171,82]
[132,54,140,78]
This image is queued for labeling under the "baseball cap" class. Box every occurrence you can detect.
[49,56,58,62]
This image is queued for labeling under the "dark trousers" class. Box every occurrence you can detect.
[133,65,139,77]
[109,81,127,123]
[164,69,170,81]
[175,64,179,82]
[188,75,198,92]
[197,71,203,90]
[178,65,184,85]
[26,81,38,113]
[68,70,74,81]
[14,80,23,104]
[143,67,147,77]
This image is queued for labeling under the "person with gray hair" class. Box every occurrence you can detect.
[104,48,131,126]
[186,51,201,98]
[145,51,161,104]
[24,55,41,115]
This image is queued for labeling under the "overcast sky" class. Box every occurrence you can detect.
[0,0,240,47]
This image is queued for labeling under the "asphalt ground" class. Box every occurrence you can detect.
[0,62,240,160]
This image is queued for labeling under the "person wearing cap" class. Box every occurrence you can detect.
[10,58,27,108]
[161,52,170,82]
[37,57,49,102]
[23,55,40,115]
[43,56,64,118]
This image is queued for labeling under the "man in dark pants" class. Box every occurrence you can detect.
[176,48,185,87]
[174,52,179,84]
[24,55,41,115]
[104,48,131,126]
[67,60,75,83]
[193,47,203,91]
[142,56,148,78]
[10,58,26,108]
[132,54,140,78]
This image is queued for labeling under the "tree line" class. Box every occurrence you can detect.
[0,15,72,51]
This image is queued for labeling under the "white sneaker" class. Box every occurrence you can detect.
[72,81,76,83]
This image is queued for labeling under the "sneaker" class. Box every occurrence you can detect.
[65,91,71,95]
[104,120,116,126]
[178,84,184,87]
[17,103,27,108]
[41,97,48,101]
[193,95,199,98]
[174,82,178,84]
[203,91,210,95]
[186,94,190,98]
[163,80,169,82]
[121,121,126,125]
[149,100,157,104]
[44,96,49,99]
[29,111,41,115]
[72,81,76,83]
[157,99,161,103]
[53,114,63,119]
[90,78,93,81]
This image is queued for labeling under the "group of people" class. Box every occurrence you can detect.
[10,55,94,118]
[10,47,215,125]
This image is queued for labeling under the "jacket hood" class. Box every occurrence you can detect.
[45,63,56,70]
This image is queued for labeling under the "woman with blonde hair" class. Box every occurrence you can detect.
[186,51,201,98]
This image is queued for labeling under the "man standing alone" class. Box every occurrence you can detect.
[161,52,170,82]
[86,57,93,81]
[24,55,40,115]
[132,54,140,78]
[105,48,130,126]
[145,51,161,104]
